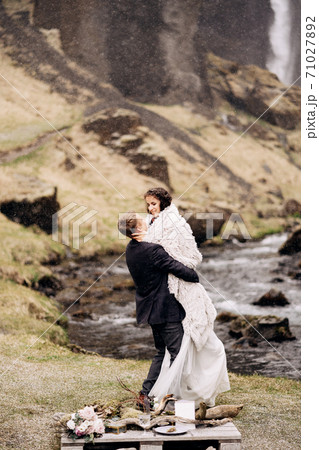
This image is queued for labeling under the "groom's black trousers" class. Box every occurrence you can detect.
[142,321,184,395]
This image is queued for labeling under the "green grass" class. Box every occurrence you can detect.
[0,213,65,286]
[0,124,51,152]
[0,344,300,450]
[0,200,300,450]
[252,225,285,240]
[0,212,300,449]
[218,374,300,449]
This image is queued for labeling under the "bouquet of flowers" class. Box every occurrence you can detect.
[66,406,105,443]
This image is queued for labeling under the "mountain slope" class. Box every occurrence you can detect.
[0,1,300,258]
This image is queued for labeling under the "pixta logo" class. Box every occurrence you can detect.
[52,203,98,249]
[117,210,251,241]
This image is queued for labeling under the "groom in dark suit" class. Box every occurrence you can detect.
[118,212,199,404]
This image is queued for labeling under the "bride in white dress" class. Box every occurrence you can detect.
[138,188,230,408]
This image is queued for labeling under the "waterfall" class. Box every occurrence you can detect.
[266,0,294,85]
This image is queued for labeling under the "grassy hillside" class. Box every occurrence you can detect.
[0,40,300,257]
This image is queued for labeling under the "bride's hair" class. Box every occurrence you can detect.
[144,187,172,212]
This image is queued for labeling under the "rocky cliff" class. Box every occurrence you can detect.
[33,0,301,103]
[197,0,274,68]
[33,0,205,103]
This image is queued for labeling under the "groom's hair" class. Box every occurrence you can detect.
[118,212,138,238]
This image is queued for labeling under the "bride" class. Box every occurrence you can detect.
[134,187,230,407]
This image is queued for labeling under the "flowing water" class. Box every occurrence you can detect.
[54,233,300,379]
[266,0,294,85]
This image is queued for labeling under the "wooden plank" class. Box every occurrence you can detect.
[60,436,84,449]
[61,422,241,448]
[219,444,241,450]
[61,445,84,449]
[140,442,163,450]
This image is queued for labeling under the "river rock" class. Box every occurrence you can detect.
[0,174,60,234]
[227,313,295,344]
[71,309,93,319]
[206,53,301,130]
[249,316,295,342]
[271,277,284,283]
[253,289,290,307]
[216,311,239,323]
[79,287,114,304]
[279,228,301,255]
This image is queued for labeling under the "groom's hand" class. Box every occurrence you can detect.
[131,231,147,242]
[152,245,199,283]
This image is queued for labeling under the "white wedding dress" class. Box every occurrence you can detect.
[144,204,230,407]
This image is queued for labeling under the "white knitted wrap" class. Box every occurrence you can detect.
[144,203,217,350]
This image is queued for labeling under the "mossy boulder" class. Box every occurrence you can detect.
[225,313,295,345]
[206,53,301,130]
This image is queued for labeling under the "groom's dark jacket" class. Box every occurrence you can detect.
[126,240,199,325]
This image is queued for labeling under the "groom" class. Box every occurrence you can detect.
[118,212,199,405]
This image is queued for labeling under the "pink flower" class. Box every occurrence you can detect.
[75,422,89,436]
[75,427,84,437]
[78,406,96,421]
[93,419,105,435]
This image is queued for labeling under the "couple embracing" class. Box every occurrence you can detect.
[118,187,230,409]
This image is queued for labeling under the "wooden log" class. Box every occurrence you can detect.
[153,394,176,415]
[195,402,207,420]
[105,416,232,430]
[206,405,244,420]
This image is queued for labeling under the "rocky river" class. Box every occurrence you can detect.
[51,233,300,380]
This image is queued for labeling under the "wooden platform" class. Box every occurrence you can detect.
[61,422,241,449]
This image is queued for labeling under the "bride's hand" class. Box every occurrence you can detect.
[131,231,146,242]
